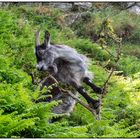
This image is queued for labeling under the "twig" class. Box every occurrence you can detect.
[101,41,122,95]
[98,38,122,119]
[102,67,114,95]
[100,45,116,58]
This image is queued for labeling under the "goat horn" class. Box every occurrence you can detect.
[35,30,40,46]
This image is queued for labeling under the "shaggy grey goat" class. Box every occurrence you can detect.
[35,30,103,114]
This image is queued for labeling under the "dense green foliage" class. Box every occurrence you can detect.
[0,4,140,138]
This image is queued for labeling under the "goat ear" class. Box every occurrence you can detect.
[35,30,40,47]
[44,30,51,47]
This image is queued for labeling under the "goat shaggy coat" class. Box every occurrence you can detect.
[36,44,93,87]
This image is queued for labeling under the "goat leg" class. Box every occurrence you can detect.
[75,86,100,110]
[83,77,103,94]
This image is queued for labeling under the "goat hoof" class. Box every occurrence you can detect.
[89,100,100,110]
[95,87,103,94]
[101,87,108,95]
[89,100,101,116]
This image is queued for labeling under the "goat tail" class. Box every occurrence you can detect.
[79,54,94,80]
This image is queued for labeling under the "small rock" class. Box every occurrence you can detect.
[128,2,140,15]
[74,2,92,10]
[49,3,72,11]
[129,5,140,15]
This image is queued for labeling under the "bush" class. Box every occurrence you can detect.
[118,55,140,76]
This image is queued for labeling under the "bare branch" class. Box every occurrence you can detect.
[102,67,114,95]
[98,39,122,119]
[100,45,116,58]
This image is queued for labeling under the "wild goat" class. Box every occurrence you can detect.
[35,30,103,115]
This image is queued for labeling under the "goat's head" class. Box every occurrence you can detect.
[35,30,57,74]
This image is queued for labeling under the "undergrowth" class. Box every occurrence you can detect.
[0,4,140,138]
